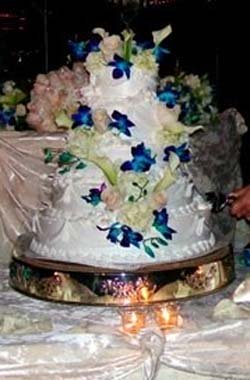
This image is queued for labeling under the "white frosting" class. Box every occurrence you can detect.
[28,65,216,268]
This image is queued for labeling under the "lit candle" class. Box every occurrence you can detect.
[154,303,183,330]
[120,308,146,334]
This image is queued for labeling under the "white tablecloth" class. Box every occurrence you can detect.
[1,257,250,380]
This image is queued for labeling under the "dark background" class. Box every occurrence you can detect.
[0,0,250,182]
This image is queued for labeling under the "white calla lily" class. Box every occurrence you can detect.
[152,25,172,46]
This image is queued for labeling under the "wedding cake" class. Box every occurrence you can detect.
[26,25,216,269]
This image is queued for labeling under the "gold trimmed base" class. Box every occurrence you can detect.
[9,242,235,306]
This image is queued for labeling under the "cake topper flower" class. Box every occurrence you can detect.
[68,41,88,61]
[120,143,156,172]
[68,34,101,61]
[108,54,133,79]
[67,24,172,78]
[109,110,135,136]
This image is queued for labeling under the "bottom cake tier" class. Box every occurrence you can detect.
[9,236,235,306]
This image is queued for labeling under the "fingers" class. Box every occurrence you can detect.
[229,186,250,219]
[229,185,250,199]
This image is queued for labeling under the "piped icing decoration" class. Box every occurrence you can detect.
[81,183,107,206]
[108,110,135,137]
[120,143,156,172]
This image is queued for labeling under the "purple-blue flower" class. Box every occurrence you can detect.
[97,223,143,249]
[108,54,133,80]
[121,143,156,173]
[152,208,176,240]
[157,85,179,108]
[68,41,88,61]
[72,105,93,129]
[109,110,135,137]
[163,143,191,163]
[86,34,101,53]
[0,108,15,127]
[153,45,170,62]
[82,183,106,206]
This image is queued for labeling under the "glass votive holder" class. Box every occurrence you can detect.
[119,307,146,334]
[154,302,183,331]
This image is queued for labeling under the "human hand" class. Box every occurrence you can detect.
[229,185,250,220]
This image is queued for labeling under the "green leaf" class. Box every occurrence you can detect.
[59,166,71,175]
[156,237,168,246]
[75,161,86,170]
[59,151,76,164]
[44,148,54,164]
[144,245,155,258]
[128,195,135,202]
[151,241,159,248]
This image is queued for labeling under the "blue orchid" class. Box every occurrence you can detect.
[0,108,15,127]
[72,105,93,129]
[97,223,143,249]
[120,225,143,248]
[108,54,133,80]
[153,45,170,62]
[157,85,179,108]
[136,39,154,51]
[68,40,88,61]
[109,110,135,137]
[87,34,101,53]
[152,208,176,240]
[121,143,156,173]
[82,183,106,206]
[163,143,191,163]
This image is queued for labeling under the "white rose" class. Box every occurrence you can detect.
[99,35,122,61]
[101,187,121,211]
[92,109,111,134]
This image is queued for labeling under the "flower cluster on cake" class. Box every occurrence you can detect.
[26,25,217,269]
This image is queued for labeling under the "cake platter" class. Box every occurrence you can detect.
[9,235,235,307]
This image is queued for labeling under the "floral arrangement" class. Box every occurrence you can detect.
[158,72,218,126]
[68,25,172,78]
[26,63,88,132]
[0,81,29,130]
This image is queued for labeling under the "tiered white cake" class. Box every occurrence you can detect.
[27,26,216,268]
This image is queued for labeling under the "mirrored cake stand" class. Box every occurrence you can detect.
[9,235,235,307]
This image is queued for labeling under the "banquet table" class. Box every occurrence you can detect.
[1,252,250,380]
